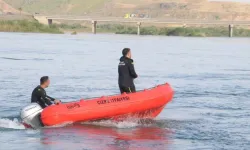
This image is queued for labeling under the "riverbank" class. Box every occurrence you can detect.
[0,20,62,33]
[58,23,250,37]
[1,20,250,37]
[98,24,250,37]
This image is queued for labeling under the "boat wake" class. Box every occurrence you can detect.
[0,118,25,130]
[0,117,157,130]
[82,118,156,129]
[83,120,139,128]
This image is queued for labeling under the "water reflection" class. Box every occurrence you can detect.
[41,123,173,150]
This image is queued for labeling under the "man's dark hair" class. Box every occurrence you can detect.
[40,76,49,84]
[122,48,130,56]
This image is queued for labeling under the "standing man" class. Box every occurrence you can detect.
[31,76,60,108]
[118,48,138,93]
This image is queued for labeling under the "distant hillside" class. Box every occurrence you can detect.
[3,0,250,20]
[0,0,22,14]
[3,0,108,15]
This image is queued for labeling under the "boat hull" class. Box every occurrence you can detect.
[41,83,174,126]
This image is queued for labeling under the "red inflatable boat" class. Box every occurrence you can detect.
[41,83,174,126]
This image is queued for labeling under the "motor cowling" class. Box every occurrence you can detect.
[20,103,43,128]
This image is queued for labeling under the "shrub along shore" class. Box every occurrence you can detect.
[96,24,250,37]
[0,20,62,34]
[1,20,250,37]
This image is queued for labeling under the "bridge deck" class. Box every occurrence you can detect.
[44,16,250,25]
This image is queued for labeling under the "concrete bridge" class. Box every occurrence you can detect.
[34,15,250,37]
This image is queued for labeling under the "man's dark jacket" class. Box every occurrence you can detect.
[118,56,138,88]
[31,86,55,108]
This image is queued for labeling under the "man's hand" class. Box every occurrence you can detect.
[54,99,61,105]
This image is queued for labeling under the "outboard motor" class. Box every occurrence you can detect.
[20,103,43,128]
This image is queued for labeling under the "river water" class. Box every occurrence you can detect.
[0,32,249,150]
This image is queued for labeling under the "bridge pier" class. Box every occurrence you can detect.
[48,19,53,26]
[229,24,233,37]
[137,22,141,35]
[92,20,97,34]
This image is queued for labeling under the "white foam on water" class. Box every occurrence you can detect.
[45,121,73,128]
[0,118,25,129]
[83,120,140,128]
[25,129,40,134]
